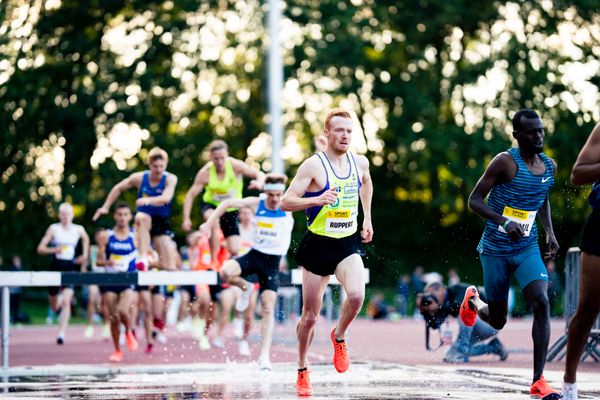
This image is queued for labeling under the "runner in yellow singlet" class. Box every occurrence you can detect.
[182,140,265,258]
[281,109,373,397]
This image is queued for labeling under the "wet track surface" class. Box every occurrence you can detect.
[2,320,599,399]
[2,363,600,399]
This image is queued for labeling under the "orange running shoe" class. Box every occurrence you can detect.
[530,376,560,399]
[125,331,138,352]
[330,327,349,373]
[459,286,479,327]
[296,369,312,397]
[109,350,123,362]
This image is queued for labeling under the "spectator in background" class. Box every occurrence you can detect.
[417,282,508,363]
[448,268,461,286]
[367,292,392,320]
[546,260,563,317]
[411,266,426,295]
[395,274,410,317]
[423,272,444,287]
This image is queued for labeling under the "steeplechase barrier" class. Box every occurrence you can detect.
[546,247,600,362]
[0,268,370,369]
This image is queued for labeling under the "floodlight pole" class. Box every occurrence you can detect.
[268,0,284,174]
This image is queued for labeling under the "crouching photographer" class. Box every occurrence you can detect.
[417,281,508,363]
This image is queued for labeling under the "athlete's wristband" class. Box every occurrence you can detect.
[502,220,511,230]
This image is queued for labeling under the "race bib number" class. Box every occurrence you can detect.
[325,210,355,234]
[109,254,129,272]
[213,189,234,203]
[498,206,537,237]
[255,221,279,243]
[56,245,75,261]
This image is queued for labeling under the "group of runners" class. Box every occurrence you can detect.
[35,108,600,399]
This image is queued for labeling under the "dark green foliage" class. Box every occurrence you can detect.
[1,1,597,285]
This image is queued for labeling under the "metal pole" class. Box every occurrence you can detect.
[268,0,284,174]
[2,286,9,369]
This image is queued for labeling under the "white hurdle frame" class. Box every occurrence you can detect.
[0,271,217,370]
[1,268,370,370]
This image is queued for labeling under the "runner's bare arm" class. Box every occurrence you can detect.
[199,197,260,236]
[76,226,91,271]
[37,225,60,255]
[136,174,178,207]
[468,153,525,240]
[93,173,141,221]
[94,230,112,267]
[537,197,559,260]
[357,155,373,243]
[231,158,266,189]
[281,158,337,212]
[571,122,600,185]
[182,167,209,231]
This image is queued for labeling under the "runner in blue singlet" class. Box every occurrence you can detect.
[465,109,560,399]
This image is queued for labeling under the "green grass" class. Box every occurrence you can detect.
[12,289,90,325]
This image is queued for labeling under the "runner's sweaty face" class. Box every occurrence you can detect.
[148,158,166,179]
[238,207,253,225]
[515,116,545,154]
[58,206,74,225]
[264,190,283,210]
[210,148,228,172]
[325,116,353,154]
[114,207,132,229]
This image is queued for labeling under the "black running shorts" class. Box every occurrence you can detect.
[580,209,600,257]
[235,249,281,293]
[180,285,198,302]
[295,231,363,276]
[209,283,224,302]
[48,259,77,296]
[149,215,173,238]
[201,204,240,238]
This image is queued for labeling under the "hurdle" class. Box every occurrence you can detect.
[0,270,217,369]
[546,247,600,362]
[1,268,370,369]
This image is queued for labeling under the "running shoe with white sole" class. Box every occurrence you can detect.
[211,336,225,348]
[235,284,254,312]
[198,335,211,350]
[561,382,578,400]
[258,355,272,371]
[153,330,168,344]
[83,325,94,339]
[232,317,244,339]
[331,327,349,373]
[101,324,111,340]
[239,340,251,356]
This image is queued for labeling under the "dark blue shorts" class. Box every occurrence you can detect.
[479,246,547,301]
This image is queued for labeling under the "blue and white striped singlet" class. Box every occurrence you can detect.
[477,148,555,255]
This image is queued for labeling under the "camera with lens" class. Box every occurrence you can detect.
[420,293,438,308]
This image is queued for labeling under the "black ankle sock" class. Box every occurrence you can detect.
[298,367,308,372]
[335,338,345,343]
